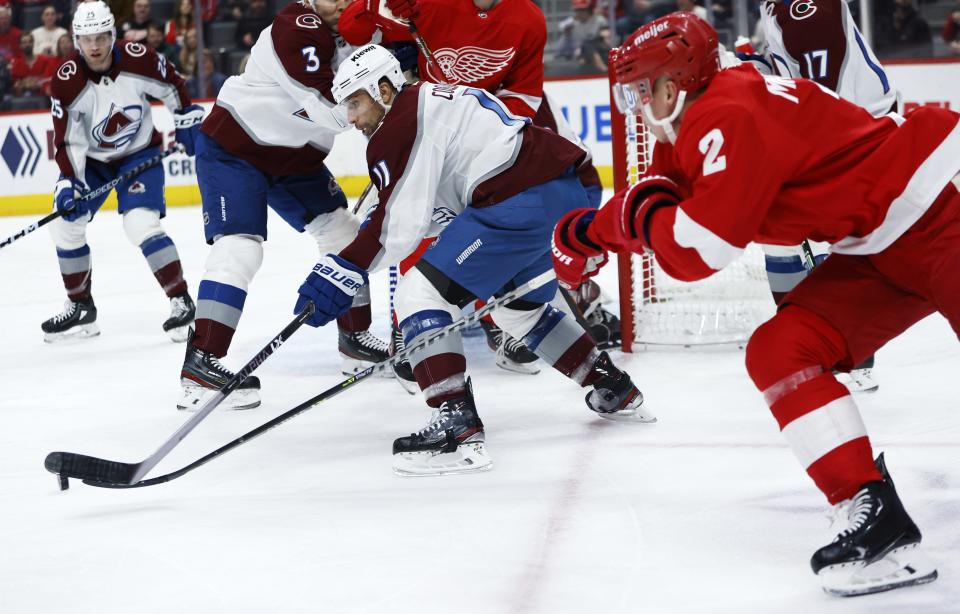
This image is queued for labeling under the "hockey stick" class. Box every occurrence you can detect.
[44,300,316,489]
[57,270,556,490]
[0,144,183,251]
[800,239,818,271]
[408,20,448,83]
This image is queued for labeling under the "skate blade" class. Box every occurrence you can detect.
[838,371,879,394]
[594,390,656,423]
[495,356,541,375]
[166,323,193,343]
[43,323,100,343]
[819,542,938,597]
[177,384,261,411]
[393,442,493,477]
[340,356,393,378]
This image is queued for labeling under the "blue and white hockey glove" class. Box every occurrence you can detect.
[54,177,89,222]
[296,254,368,327]
[173,104,204,156]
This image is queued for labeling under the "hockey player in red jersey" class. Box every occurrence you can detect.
[551,13,958,596]
[44,1,200,343]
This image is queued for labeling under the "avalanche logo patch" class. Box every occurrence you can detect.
[91,103,143,149]
[125,42,147,57]
[57,60,77,81]
[425,46,515,84]
[790,0,818,20]
[296,13,322,29]
[128,180,146,194]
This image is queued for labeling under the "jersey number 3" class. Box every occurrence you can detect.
[698,129,727,177]
[302,46,320,73]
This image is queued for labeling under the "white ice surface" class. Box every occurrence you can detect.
[1,204,958,614]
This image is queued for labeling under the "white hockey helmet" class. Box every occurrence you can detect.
[72,1,116,49]
[332,44,405,107]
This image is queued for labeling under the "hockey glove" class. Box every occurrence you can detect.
[385,0,419,19]
[296,254,369,327]
[551,209,609,291]
[53,177,90,222]
[588,175,686,253]
[173,104,204,156]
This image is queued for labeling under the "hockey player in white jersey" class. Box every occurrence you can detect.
[179,0,389,411]
[294,45,653,476]
[745,0,901,392]
[44,1,200,343]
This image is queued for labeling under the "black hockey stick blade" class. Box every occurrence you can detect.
[44,451,139,488]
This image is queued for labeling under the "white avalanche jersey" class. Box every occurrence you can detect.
[202,2,363,176]
[759,0,898,117]
[51,41,191,180]
[339,82,584,272]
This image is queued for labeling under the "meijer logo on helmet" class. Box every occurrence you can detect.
[636,22,668,45]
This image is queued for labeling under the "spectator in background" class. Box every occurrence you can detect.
[147,22,180,68]
[121,0,156,42]
[178,25,198,77]
[617,0,665,35]
[186,48,224,97]
[235,0,269,49]
[54,31,72,59]
[559,0,608,71]
[0,5,23,62]
[943,1,960,56]
[890,0,932,54]
[218,0,246,22]
[10,32,57,96]
[676,0,707,21]
[165,0,193,47]
[31,6,66,56]
[553,18,577,60]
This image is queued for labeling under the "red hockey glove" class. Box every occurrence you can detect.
[552,209,610,291]
[587,175,686,253]
[385,0,419,20]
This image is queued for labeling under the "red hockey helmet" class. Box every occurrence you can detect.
[610,12,720,115]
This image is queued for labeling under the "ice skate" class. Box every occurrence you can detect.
[480,319,540,375]
[389,323,418,394]
[338,329,392,377]
[41,298,99,342]
[812,474,937,597]
[162,291,195,342]
[585,352,655,423]
[839,367,879,394]
[178,332,261,411]
[392,378,491,476]
[575,280,622,350]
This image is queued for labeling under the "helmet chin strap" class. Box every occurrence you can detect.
[640,89,686,145]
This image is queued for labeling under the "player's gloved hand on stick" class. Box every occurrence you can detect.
[53,177,90,222]
[551,209,609,291]
[173,104,204,156]
[590,175,686,253]
[385,0,419,20]
[296,254,368,327]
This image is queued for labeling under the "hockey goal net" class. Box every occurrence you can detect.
[607,67,774,350]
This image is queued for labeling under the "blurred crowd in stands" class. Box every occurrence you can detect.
[0,0,957,111]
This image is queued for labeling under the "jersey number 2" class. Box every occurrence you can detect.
[301,46,320,73]
[698,129,727,177]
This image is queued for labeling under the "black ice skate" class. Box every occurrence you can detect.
[338,328,391,377]
[480,319,540,375]
[162,291,195,343]
[811,471,937,597]
[392,378,491,476]
[178,332,261,411]
[586,306,622,350]
[585,352,655,423]
[41,297,99,342]
[390,323,418,395]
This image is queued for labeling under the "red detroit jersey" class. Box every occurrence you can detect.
[612,66,960,282]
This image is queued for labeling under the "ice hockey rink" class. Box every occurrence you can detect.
[1,202,958,614]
